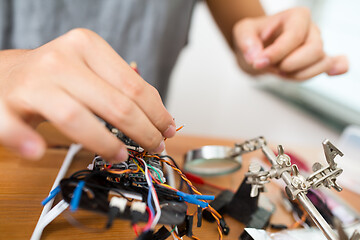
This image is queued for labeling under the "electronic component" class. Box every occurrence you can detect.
[38,124,221,240]
[109,196,127,213]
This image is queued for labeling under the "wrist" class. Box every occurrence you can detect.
[0,49,29,71]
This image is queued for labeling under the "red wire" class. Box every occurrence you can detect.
[148,170,161,184]
[104,164,112,169]
[184,172,230,192]
[142,206,154,231]
[132,224,139,237]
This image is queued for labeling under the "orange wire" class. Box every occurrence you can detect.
[107,142,221,239]
[158,183,178,192]
[176,125,184,132]
[160,158,223,240]
[164,125,184,141]
[172,230,182,240]
[290,209,308,229]
[143,154,161,159]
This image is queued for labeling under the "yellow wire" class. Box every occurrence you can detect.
[132,159,145,175]
[158,183,178,192]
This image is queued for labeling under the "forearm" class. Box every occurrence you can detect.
[206,0,265,47]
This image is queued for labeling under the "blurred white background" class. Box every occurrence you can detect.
[166,0,359,146]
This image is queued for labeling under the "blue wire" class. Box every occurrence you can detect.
[176,191,215,208]
[41,185,61,206]
[146,171,155,219]
[70,180,85,212]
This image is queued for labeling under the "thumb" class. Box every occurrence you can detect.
[233,19,264,65]
[326,55,349,76]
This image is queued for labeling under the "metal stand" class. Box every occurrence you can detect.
[230,137,349,240]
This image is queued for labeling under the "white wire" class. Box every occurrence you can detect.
[142,158,161,228]
[31,143,82,240]
[138,158,161,229]
[31,200,69,240]
[150,181,161,229]
[87,155,101,170]
[171,231,177,240]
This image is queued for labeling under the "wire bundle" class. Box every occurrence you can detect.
[38,128,223,240]
[106,151,222,239]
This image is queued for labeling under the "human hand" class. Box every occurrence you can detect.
[0,29,176,162]
[232,7,348,80]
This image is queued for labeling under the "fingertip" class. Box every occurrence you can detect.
[109,147,129,163]
[20,138,46,160]
[234,19,265,65]
[163,124,176,138]
[244,45,262,64]
[253,56,270,69]
[327,55,349,76]
[149,140,165,154]
[239,36,263,64]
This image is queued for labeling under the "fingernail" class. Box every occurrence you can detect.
[253,57,270,69]
[21,140,44,159]
[151,140,165,154]
[163,125,176,138]
[328,65,342,76]
[327,68,337,76]
[112,148,128,163]
[244,47,261,64]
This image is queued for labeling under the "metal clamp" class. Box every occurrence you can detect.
[241,137,345,240]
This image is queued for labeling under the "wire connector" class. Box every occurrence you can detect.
[109,196,127,213]
[130,201,147,214]
[176,191,214,208]
[130,201,147,225]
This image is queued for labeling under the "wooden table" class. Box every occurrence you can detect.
[1,124,359,239]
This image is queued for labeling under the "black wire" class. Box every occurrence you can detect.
[159,155,181,169]
[66,169,136,201]
[84,181,134,202]
[69,169,92,178]
[65,154,181,204]
[154,184,179,197]
[159,155,194,194]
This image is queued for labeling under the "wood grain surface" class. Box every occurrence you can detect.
[0,123,359,239]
